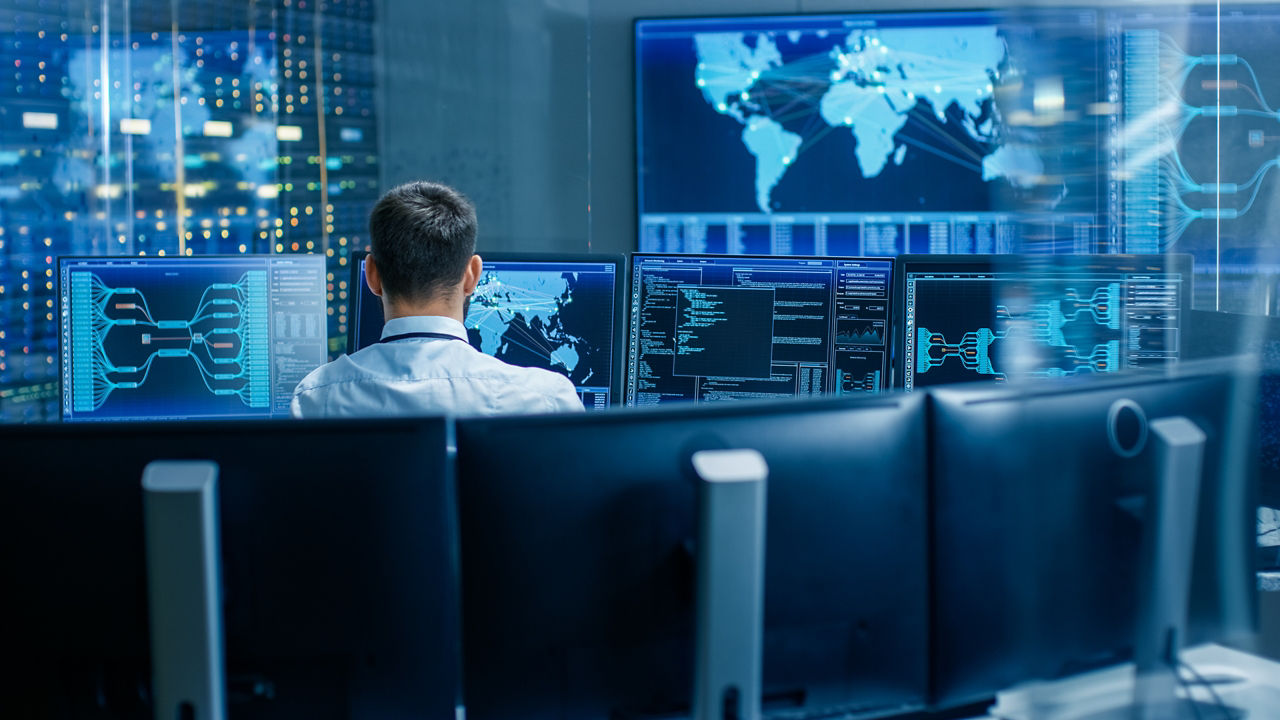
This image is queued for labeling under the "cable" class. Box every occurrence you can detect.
[1180,660,1234,720]
[1174,664,1207,720]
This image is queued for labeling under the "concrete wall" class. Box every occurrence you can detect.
[378,0,589,254]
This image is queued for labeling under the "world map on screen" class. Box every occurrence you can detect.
[639,20,1052,215]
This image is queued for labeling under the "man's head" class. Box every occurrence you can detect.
[366,181,479,307]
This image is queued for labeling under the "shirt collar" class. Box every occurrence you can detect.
[380,315,469,342]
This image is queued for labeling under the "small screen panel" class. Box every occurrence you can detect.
[627,253,894,405]
[59,255,328,421]
[351,252,624,409]
[895,254,1191,391]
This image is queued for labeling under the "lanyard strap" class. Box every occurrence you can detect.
[378,331,467,344]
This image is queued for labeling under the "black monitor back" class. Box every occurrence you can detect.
[927,362,1257,708]
[3,418,459,719]
[455,395,929,719]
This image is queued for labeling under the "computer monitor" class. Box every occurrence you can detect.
[58,255,328,422]
[349,251,626,408]
[633,10,1101,255]
[893,254,1192,391]
[455,394,929,719]
[4,417,459,718]
[626,253,895,405]
[927,361,1257,709]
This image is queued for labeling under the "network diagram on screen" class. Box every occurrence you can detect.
[60,256,327,421]
[1105,5,1280,309]
[635,10,1099,256]
[353,256,619,408]
[900,263,1184,391]
[627,254,893,405]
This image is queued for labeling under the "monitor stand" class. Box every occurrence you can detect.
[143,460,227,720]
[689,449,768,720]
[990,416,1242,719]
[1130,416,1205,719]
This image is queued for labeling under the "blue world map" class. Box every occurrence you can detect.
[639,22,1049,215]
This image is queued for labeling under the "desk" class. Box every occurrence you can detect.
[969,644,1280,719]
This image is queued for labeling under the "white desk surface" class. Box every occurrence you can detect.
[965,644,1280,719]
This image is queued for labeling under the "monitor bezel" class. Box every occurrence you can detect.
[626,252,897,404]
[889,253,1196,390]
[56,253,328,423]
[349,249,629,406]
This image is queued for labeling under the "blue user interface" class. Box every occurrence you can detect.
[899,256,1188,391]
[627,254,894,405]
[59,255,328,422]
[634,10,1100,255]
[352,255,621,409]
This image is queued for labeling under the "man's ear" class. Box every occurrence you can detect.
[461,254,483,295]
[365,254,383,297]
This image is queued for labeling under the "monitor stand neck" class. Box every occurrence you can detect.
[143,460,228,720]
[690,449,768,720]
[1133,416,1205,718]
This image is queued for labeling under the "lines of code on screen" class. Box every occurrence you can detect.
[626,254,893,405]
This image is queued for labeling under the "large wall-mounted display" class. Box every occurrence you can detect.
[634,10,1102,257]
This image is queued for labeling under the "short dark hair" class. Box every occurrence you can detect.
[368,181,477,302]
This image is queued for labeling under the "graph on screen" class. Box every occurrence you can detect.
[60,255,327,421]
[898,255,1188,390]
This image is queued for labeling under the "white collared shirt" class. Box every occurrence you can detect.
[291,315,586,418]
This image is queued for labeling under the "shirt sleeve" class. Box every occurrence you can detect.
[547,373,587,413]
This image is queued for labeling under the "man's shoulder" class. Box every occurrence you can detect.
[455,354,583,411]
[294,353,361,393]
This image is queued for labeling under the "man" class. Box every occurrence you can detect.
[291,181,584,417]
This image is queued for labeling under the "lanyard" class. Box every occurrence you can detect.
[378,331,468,344]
